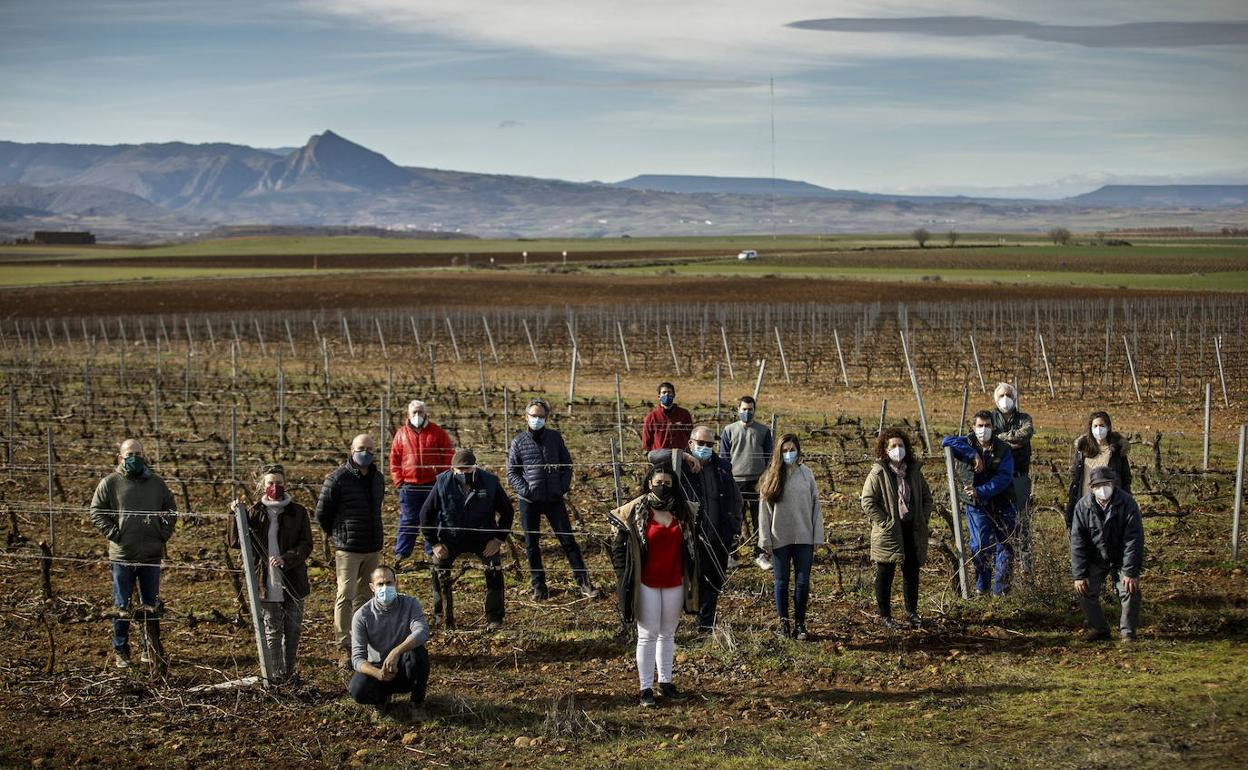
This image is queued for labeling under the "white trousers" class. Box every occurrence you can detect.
[635,584,683,690]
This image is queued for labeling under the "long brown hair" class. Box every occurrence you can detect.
[1081,411,1113,459]
[758,433,801,504]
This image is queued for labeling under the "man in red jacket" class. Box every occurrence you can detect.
[390,400,454,566]
[641,382,694,452]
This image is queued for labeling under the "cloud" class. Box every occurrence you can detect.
[787,16,1248,48]
[497,120,523,129]
[471,75,762,91]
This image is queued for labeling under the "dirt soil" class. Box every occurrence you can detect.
[0,270,1208,318]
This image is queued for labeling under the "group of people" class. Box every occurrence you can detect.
[86,380,1145,712]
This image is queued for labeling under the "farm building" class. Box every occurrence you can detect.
[32,230,95,245]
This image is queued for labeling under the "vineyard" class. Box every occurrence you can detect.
[2,295,1246,768]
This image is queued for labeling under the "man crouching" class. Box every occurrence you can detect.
[349,565,431,716]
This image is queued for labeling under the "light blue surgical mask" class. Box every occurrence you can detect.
[527,415,545,431]
[375,584,397,606]
[782,450,798,465]
[691,445,713,461]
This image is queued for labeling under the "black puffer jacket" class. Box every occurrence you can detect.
[316,460,385,553]
[1065,432,1132,528]
[506,428,573,503]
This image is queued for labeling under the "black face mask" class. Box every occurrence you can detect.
[455,471,474,487]
[648,484,675,509]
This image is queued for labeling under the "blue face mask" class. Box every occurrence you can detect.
[739,410,754,423]
[782,450,798,465]
[527,415,545,431]
[375,584,397,605]
[659,393,675,408]
[691,445,713,461]
[353,450,374,468]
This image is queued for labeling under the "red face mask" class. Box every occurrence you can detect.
[265,483,286,500]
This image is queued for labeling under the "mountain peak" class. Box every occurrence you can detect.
[263,130,412,192]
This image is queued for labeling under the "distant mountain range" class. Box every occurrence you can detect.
[1,131,1246,241]
[612,174,1248,208]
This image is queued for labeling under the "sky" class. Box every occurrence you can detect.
[1,0,1247,197]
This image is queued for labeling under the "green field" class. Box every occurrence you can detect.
[10,233,1242,262]
[2,234,1247,291]
[0,265,305,287]
[607,260,1248,292]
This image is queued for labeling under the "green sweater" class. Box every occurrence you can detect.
[89,467,177,563]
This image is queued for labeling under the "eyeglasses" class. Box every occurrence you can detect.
[692,440,714,447]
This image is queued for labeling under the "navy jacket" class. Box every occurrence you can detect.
[941,434,1015,514]
[506,428,572,503]
[420,468,515,546]
[316,461,385,553]
[1070,488,1144,579]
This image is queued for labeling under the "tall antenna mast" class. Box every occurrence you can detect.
[770,76,776,241]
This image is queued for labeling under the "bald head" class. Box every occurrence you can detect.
[118,439,143,461]
[351,434,374,452]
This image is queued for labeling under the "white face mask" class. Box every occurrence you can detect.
[996,396,1015,412]
[887,446,905,463]
[974,426,993,443]
[527,415,545,431]
[410,414,426,429]
[782,450,798,465]
[1092,425,1109,442]
[1093,485,1114,503]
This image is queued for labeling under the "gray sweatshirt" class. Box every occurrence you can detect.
[351,594,430,672]
[719,420,773,482]
[759,464,823,550]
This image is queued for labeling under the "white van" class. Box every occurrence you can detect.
[737,249,759,261]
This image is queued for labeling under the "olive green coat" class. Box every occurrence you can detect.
[860,459,933,565]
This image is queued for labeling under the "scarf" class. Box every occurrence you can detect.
[889,462,911,522]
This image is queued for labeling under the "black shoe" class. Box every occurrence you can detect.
[880,616,899,630]
[659,682,689,702]
[639,688,657,707]
[531,585,550,601]
[484,620,502,632]
[777,619,792,639]
[1084,629,1111,642]
[374,700,391,718]
[793,624,810,641]
[906,613,923,629]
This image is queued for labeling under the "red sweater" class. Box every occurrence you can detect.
[641,405,694,451]
[641,514,684,589]
[389,422,454,486]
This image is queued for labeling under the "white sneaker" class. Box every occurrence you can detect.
[754,554,772,571]
[727,555,740,569]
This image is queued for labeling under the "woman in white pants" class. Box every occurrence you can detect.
[609,465,700,707]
